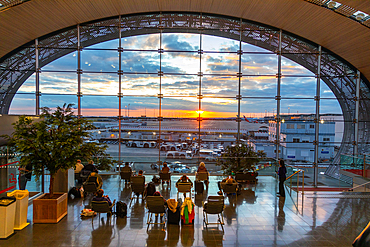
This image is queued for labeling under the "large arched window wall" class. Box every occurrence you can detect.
[1,13,370,185]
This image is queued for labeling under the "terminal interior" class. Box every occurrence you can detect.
[1,1,370,246]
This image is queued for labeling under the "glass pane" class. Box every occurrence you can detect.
[81,73,118,96]
[203,52,239,75]
[40,72,77,94]
[121,74,158,96]
[162,51,198,74]
[281,99,315,116]
[81,50,118,72]
[17,73,36,94]
[320,99,344,146]
[162,75,198,96]
[202,75,237,97]
[121,51,159,73]
[162,33,199,51]
[42,51,77,72]
[161,97,198,118]
[241,75,276,98]
[202,35,238,52]
[242,54,277,76]
[85,37,119,50]
[81,95,118,117]
[122,34,159,50]
[40,95,78,110]
[9,94,36,115]
[321,79,337,99]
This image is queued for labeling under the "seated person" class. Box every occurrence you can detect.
[217,176,240,195]
[176,175,193,198]
[121,162,132,172]
[197,162,207,173]
[86,172,103,190]
[82,160,98,173]
[161,162,170,173]
[136,170,144,177]
[152,191,166,219]
[120,162,132,183]
[74,159,84,174]
[92,189,113,208]
[153,191,166,204]
[196,162,209,188]
[161,162,170,185]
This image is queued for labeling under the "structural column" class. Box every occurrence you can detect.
[157,14,164,169]
[197,16,204,164]
[118,16,123,163]
[35,39,40,115]
[275,30,282,161]
[354,70,360,156]
[77,25,82,118]
[314,45,322,187]
[236,19,243,144]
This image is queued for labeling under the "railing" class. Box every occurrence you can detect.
[347,180,370,192]
[285,168,305,196]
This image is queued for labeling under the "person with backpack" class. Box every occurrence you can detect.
[86,172,103,190]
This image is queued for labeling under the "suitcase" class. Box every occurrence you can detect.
[195,180,204,194]
[181,204,195,225]
[167,205,181,225]
[115,201,127,218]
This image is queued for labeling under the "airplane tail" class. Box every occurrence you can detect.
[243,115,250,122]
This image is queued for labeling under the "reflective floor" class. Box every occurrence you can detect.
[1,175,369,247]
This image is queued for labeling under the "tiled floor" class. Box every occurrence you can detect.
[1,175,369,246]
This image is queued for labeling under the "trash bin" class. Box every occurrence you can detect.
[7,190,30,230]
[0,196,16,238]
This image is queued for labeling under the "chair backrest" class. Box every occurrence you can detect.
[205,196,224,214]
[235,172,245,181]
[87,176,98,183]
[120,171,132,180]
[177,182,192,193]
[83,182,98,193]
[146,196,166,214]
[220,183,238,193]
[131,176,145,194]
[159,172,171,180]
[196,172,208,181]
[91,201,110,213]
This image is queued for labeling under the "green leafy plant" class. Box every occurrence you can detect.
[3,104,113,197]
[216,143,264,175]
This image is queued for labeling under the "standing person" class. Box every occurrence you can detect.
[18,164,32,190]
[277,159,287,197]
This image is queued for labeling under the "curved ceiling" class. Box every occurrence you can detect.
[0,0,370,81]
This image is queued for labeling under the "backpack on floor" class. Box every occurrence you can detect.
[68,187,81,199]
[115,201,127,218]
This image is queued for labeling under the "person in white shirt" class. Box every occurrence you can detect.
[75,159,84,173]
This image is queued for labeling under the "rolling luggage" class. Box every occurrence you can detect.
[195,180,204,194]
[116,201,127,218]
[167,205,181,225]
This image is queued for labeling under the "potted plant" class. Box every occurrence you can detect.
[3,104,113,223]
[216,143,264,182]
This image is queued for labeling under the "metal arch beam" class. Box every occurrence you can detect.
[1,12,370,160]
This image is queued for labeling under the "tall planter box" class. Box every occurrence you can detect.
[33,193,68,223]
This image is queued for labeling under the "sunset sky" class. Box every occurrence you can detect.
[9,33,341,118]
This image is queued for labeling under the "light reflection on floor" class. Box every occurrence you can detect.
[1,175,369,247]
